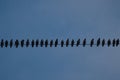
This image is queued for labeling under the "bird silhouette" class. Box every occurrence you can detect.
[36,39,39,47]
[76,39,80,46]
[112,39,116,47]
[90,39,94,47]
[10,39,13,48]
[55,39,58,47]
[0,39,4,48]
[102,39,105,47]
[71,39,74,47]
[66,39,69,47]
[83,38,86,47]
[21,40,24,47]
[116,39,119,47]
[107,39,111,47]
[45,39,48,47]
[26,39,30,47]
[15,39,19,48]
[61,40,64,47]
[50,40,53,47]
[31,40,35,47]
[5,40,8,47]
[40,39,44,47]
[97,38,100,47]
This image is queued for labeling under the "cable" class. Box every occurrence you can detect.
[0,38,119,48]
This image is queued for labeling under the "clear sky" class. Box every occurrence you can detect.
[0,0,120,80]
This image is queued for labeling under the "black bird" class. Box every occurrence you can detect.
[71,39,74,47]
[45,39,48,47]
[50,40,53,47]
[107,39,111,47]
[112,39,116,47]
[31,40,34,47]
[0,39,4,48]
[10,39,13,48]
[15,39,19,48]
[36,39,39,47]
[90,39,94,47]
[5,40,8,47]
[61,40,64,47]
[21,40,24,47]
[76,39,80,47]
[116,39,119,47]
[40,39,44,47]
[83,38,86,47]
[97,38,100,47]
[66,39,69,47]
[102,39,105,47]
[55,39,58,47]
[26,39,30,47]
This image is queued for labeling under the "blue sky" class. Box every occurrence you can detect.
[0,0,120,80]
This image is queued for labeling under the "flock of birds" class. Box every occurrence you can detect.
[0,38,119,48]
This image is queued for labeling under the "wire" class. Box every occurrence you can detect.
[0,38,119,48]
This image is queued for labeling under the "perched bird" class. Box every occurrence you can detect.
[31,40,34,47]
[107,39,111,47]
[26,39,30,47]
[83,38,86,47]
[40,39,44,47]
[102,39,105,47]
[71,39,74,47]
[5,40,8,47]
[90,39,94,47]
[50,40,53,47]
[61,40,64,47]
[21,40,24,47]
[45,39,48,47]
[36,39,39,47]
[15,39,19,48]
[10,39,13,48]
[76,39,80,46]
[55,39,58,47]
[97,38,100,47]
[116,39,119,47]
[66,39,69,47]
[112,39,116,47]
[0,39,4,48]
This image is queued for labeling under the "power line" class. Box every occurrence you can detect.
[0,38,119,48]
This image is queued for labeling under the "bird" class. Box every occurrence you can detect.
[45,39,48,47]
[55,39,58,47]
[50,40,53,47]
[112,39,116,47]
[61,40,64,47]
[76,39,80,46]
[83,38,86,47]
[21,40,24,47]
[10,39,13,48]
[97,38,100,47]
[31,40,35,47]
[71,39,74,47]
[40,39,44,47]
[102,39,105,47]
[36,39,39,47]
[26,39,30,47]
[116,39,119,47]
[0,39,4,48]
[90,39,94,47]
[107,39,111,47]
[15,39,19,48]
[5,40,8,47]
[66,39,69,47]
